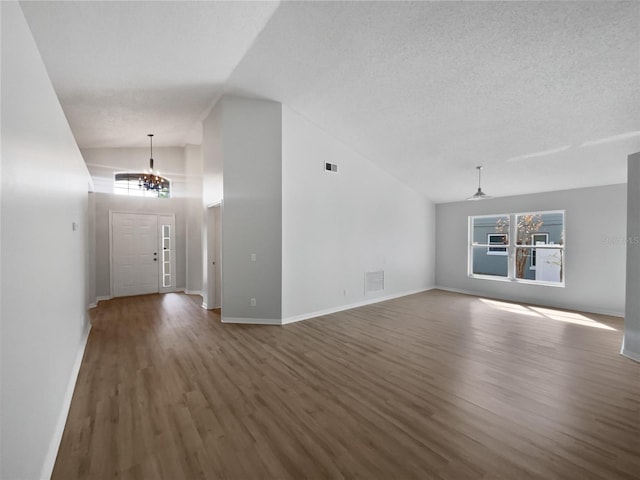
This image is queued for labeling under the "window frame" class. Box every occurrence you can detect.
[114,172,171,198]
[468,210,565,287]
[486,233,509,256]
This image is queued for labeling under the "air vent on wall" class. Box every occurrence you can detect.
[365,270,384,294]
[325,162,338,173]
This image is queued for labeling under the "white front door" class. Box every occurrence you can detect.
[112,213,159,297]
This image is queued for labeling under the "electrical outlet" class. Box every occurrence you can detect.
[250,298,256,306]
[325,162,338,173]
[250,253,257,262]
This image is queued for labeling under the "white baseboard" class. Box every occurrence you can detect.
[621,348,640,363]
[210,288,435,325]
[434,285,624,318]
[40,319,92,480]
[432,285,479,297]
[281,287,434,325]
[185,290,203,296]
[222,316,282,325]
[202,303,222,311]
[90,295,111,308]
[621,336,640,363]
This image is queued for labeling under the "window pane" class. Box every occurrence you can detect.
[472,215,509,245]
[516,246,563,283]
[514,246,534,280]
[472,245,508,277]
[113,173,171,198]
[516,212,563,246]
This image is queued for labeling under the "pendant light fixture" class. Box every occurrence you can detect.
[139,134,168,192]
[467,165,492,200]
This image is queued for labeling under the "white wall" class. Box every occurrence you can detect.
[92,193,187,299]
[88,191,96,306]
[201,100,224,309]
[201,96,283,321]
[184,145,203,294]
[1,3,92,478]
[202,104,224,207]
[623,152,640,361]
[436,184,627,316]
[221,96,283,321]
[82,146,188,197]
[281,107,435,322]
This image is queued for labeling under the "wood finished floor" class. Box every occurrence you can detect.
[53,290,640,480]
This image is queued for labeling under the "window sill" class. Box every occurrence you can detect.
[469,274,565,288]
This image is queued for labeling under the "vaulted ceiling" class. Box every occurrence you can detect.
[20,1,639,203]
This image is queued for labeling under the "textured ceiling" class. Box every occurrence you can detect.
[20,1,640,202]
[20,0,279,147]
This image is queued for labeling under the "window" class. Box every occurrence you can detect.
[530,233,549,268]
[161,224,172,287]
[469,211,564,285]
[487,233,508,255]
[470,215,510,278]
[114,173,171,198]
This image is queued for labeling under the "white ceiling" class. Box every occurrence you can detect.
[20,1,640,203]
[20,1,279,147]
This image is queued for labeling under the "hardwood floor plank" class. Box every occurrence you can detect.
[52,290,639,479]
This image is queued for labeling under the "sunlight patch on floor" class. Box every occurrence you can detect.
[479,298,616,330]
[479,298,543,317]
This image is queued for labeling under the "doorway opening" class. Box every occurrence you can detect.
[206,204,222,310]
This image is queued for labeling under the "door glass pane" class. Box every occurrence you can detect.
[161,224,172,288]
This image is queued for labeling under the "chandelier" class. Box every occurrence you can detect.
[139,134,169,192]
